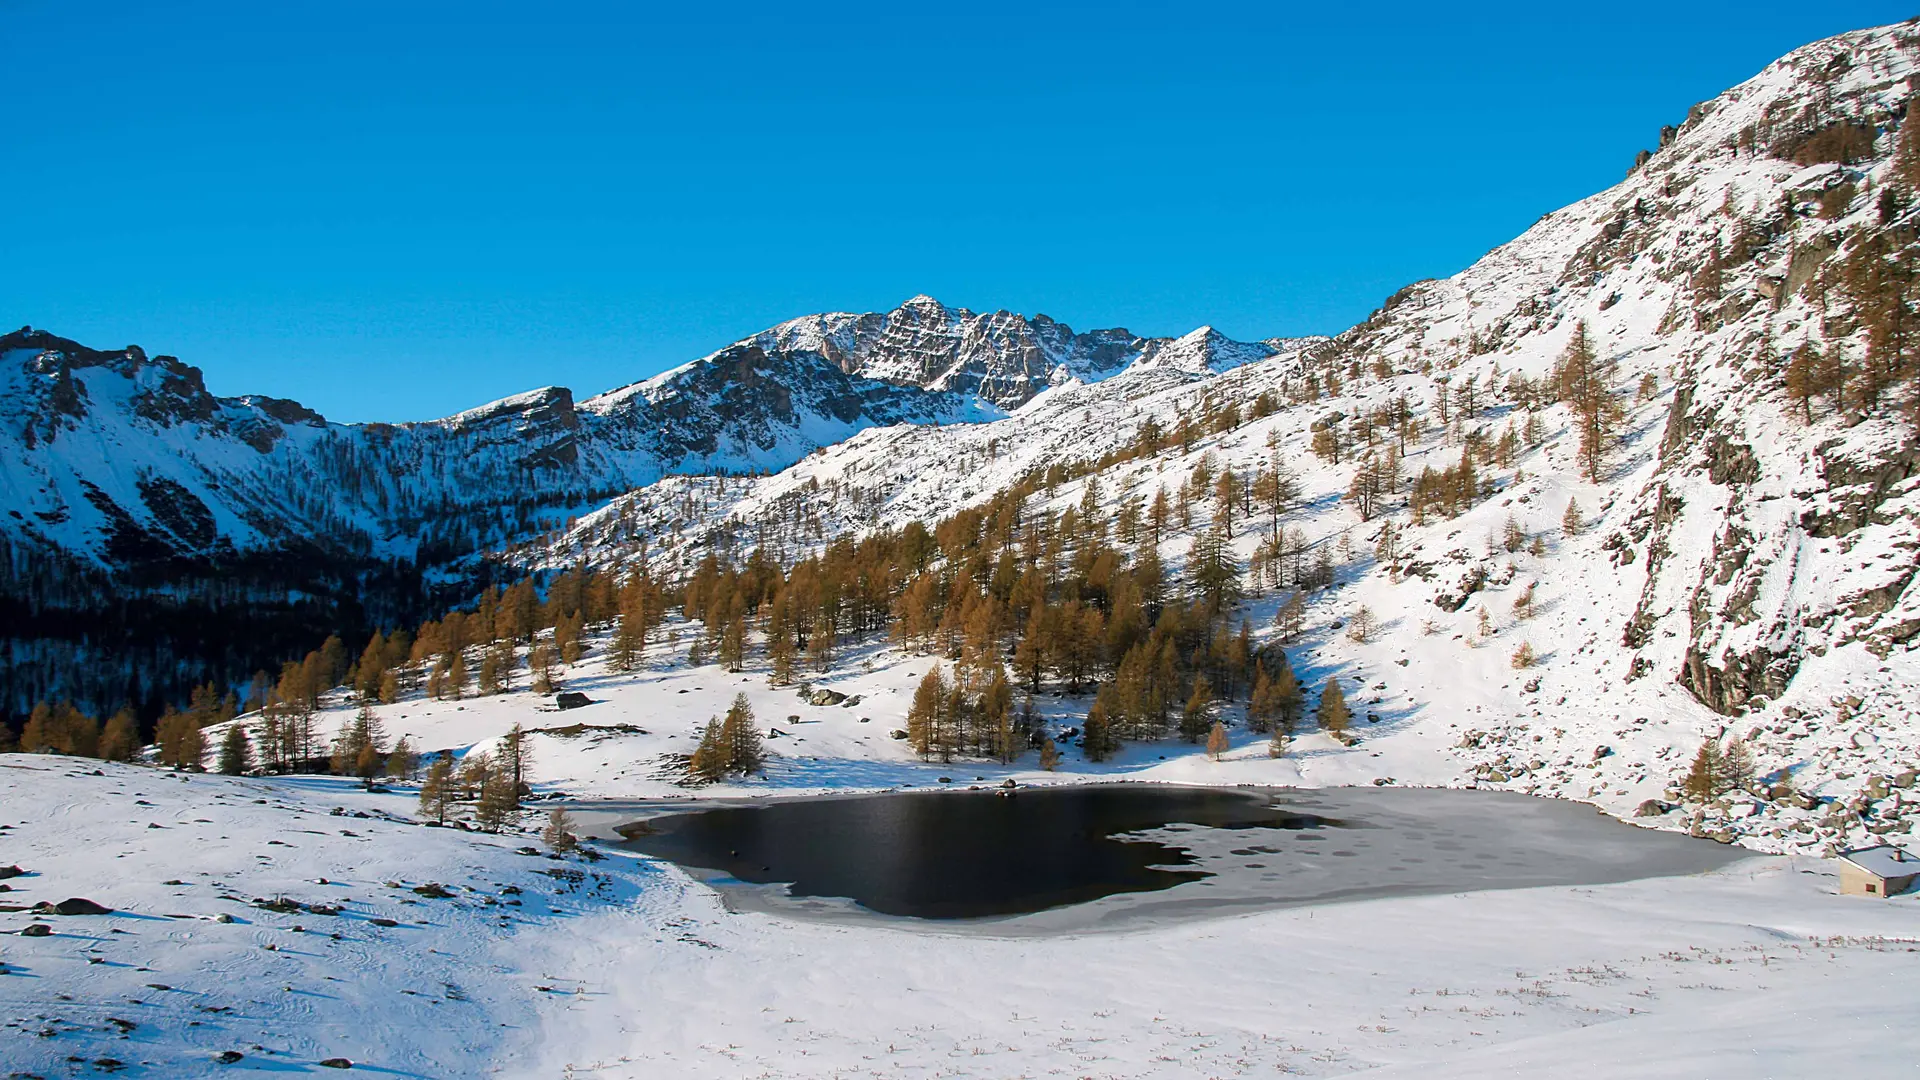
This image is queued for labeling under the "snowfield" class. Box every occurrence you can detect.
[3,758,1918,1078]
[11,16,1920,1080]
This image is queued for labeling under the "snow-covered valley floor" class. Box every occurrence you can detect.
[3,758,1917,1079]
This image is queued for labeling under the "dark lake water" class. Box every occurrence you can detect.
[617,784,1747,924]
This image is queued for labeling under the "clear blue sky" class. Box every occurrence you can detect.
[1,2,1909,421]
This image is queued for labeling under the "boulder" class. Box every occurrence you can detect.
[48,898,113,915]
[20,922,52,937]
[806,688,848,707]
[555,692,591,711]
[1634,799,1672,817]
[0,865,24,880]
[318,1059,353,1069]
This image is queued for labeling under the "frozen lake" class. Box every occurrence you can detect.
[614,784,1749,930]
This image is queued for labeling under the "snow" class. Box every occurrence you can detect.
[4,757,1919,1077]
[10,17,1920,1078]
[1839,844,1920,880]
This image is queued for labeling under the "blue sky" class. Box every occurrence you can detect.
[1,2,1910,421]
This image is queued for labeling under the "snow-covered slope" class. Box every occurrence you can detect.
[521,21,1920,852]
[5,755,1920,1078]
[2,303,1272,717]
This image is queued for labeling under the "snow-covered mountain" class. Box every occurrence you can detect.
[0,307,1272,717]
[518,21,1920,853]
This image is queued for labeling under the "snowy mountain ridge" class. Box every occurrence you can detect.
[0,306,1271,717]
[516,20,1920,855]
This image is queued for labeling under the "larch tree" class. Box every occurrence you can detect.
[1316,678,1350,735]
[97,707,139,763]
[1205,720,1229,762]
[543,808,580,854]
[419,753,455,824]
[720,693,764,776]
[1557,321,1625,481]
[1180,675,1214,744]
[907,666,948,761]
[689,718,730,782]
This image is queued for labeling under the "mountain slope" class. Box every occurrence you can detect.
[0,305,1270,720]
[523,20,1920,853]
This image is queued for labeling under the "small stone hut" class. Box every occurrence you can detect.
[1836,846,1919,898]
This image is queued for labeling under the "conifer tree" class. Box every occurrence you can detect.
[475,765,518,833]
[155,708,206,771]
[689,718,730,782]
[1268,721,1290,758]
[218,724,253,775]
[1247,664,1277,734]
[1038,737,1060,772]
[1180,675,1214,743]
[542,808,580,854]
[97,707,138,763]
[1562,497,1584,536]
[1784,344,1821,423]
[1316,677,1350,735]
[420,753,455,823]
[499,724,530,802]
[1557,321,1624,481]
[1681,738,1724,802]
[1205,720,1229,762]
[1721,735,1755,794]
[1083,694,1117,763]
[907,667,947,761]
[386,736,415,781]
[720,693,763,775]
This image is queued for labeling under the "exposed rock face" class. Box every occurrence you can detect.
[742,295,1277,410]
[0,302,1271,720]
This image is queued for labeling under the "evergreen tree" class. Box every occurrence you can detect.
[1316,677,1350,735]
[217,724,253,775]
[1562,497,1584,536]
